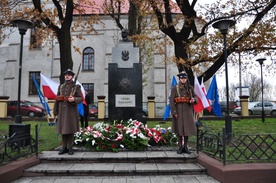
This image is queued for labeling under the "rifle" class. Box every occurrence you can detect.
[70,63,81,96]
[185,75,193,99]
[187,74,199,121]
[73,63,81,84]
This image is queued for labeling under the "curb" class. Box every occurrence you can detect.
[197,152,276,183]
[0,156,40,183]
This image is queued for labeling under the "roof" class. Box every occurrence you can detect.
[73,0,181,15]
[74,0,129,15]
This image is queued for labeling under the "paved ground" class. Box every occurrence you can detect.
[12,175,220,183]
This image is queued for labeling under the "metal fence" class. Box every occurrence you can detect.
[196,123,276,165]
[0,125,38,163]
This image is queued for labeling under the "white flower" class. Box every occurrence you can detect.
[74,139,82,144]
[120,144,125,148]
[138,133,146,139]
[92,140,95,146]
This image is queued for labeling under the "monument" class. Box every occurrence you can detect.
[108,29,145,123]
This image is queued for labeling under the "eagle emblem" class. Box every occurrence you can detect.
[122,50,129,61]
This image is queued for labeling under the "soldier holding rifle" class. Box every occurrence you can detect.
[170,71,197,154]
[54,68,83,155]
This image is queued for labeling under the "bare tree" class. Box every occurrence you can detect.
[218,83,237,102]
[2,0,276,84]
[101,0,276,85]
[148,0,276,84]
[229,83,236,101]
[243,74,270,101]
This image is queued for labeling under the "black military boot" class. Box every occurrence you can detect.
[182,136,191,154]
[177,146,183,154]
[68,147,74,155]
[182,146,191,154]
[58,147,68,155]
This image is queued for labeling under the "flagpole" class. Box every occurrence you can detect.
[46,113,50,123]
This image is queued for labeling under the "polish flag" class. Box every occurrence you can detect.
[76,80,87,106]
[201,77,212,112]
[40,73,58,100]
[193,75,211,113]
[40,73,86,105]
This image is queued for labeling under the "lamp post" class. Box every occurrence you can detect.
[213,19,236,141]
[256,58,266,123]
[10,19,33,123]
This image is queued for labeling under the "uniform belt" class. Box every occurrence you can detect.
[56,96,69,101]
[174,97,190,103]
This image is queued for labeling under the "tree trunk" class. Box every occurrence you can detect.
[56,28,73,84]
[174,38,196,85]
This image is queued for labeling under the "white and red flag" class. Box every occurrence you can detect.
[40,73,87,105]
[193,75,211,113]
[40,73,59,100]
[76,80,87,106]
[201,77,212,112]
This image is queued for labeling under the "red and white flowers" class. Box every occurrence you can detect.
[74,119,175,152]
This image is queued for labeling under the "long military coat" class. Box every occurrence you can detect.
[53,81,83,134]
[169,82,197,136]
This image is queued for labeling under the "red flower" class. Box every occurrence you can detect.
[111,144,117,148]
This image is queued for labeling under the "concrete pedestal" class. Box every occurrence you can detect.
[97,96,106,119]
[147,96,155,118]
[239,96,249,116]
[0,96,9,117]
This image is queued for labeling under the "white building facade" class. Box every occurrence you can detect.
[0,5,179,117]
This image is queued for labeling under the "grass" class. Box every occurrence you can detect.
[0,120,61,153]
[200,117,276,134]
[1,118,276,151]
[0,117,275,164]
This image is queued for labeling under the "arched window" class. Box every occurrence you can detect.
[83,47,94,71]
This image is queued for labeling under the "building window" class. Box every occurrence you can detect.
[29,72,40,95]
[82,83,94,104]
[30,21,42,49]
[83,47,94,71]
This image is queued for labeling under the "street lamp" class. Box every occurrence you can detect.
[213,19,236,140]
[10,19,33,123]
[256,58,266,123]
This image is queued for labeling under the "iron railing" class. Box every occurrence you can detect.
[0,125,38,163]
[196,122,276,165]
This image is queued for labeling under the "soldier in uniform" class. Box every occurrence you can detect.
[170,71,197,154]
[54,69,83,155]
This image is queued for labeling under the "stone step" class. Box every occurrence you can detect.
[13,175,220,183]
[23,150,206,177]
[38,150,198,164]
[23,162,206,176]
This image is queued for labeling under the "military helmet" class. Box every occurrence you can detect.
[177,71,188,79]
[63,69,75,76]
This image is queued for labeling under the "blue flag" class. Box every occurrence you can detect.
[163,76,178,120]
[31,75,52,117]
[206,75,222,118]
[78,103,84,116]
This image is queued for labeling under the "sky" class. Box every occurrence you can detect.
[214,57,276,101]
[216,58,275,86]
[192,0,276,100]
